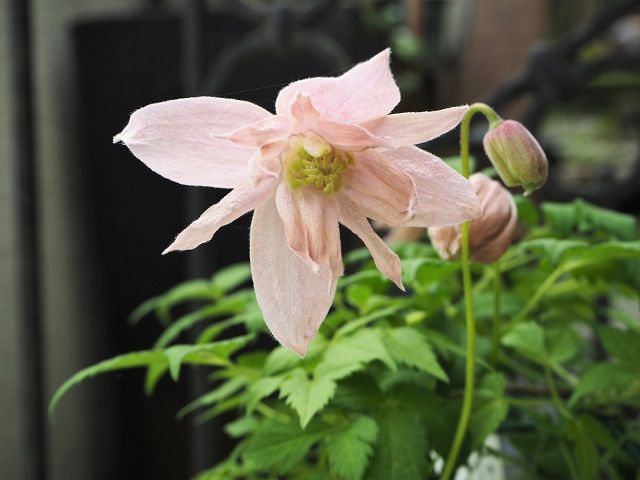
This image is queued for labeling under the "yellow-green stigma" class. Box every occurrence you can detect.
[283,136,354,194]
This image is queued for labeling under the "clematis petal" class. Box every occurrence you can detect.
[276,49,400,124]
[343,149,417,226]
[221,115,292,148]
[275,184,340,275]
[113,97,271,188]
[250,198,336,356]
[163,177,277,254]
[338,196,404,290]
[248,140,286,178]
[362,105,468,146]
[289,94,387,150]
[386,146,481,227]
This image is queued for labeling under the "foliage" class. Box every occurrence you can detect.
[52,198,640,479]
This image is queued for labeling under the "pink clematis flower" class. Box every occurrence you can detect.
[114,49,480,355]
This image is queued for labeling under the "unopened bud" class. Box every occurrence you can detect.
[428,173,517,264]
[483,120,548,195]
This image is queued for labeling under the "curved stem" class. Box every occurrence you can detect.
[440,103,500,480]
[490,262,502,365]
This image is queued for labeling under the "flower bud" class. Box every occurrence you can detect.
[482,119,548,195]
[428,173,517,264]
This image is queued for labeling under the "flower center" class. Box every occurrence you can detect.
[283,133,354,194]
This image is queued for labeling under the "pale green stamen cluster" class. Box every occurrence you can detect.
[284,140,354,194]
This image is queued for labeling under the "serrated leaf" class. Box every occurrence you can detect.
[177,377,246,418]
[154,290,253,348]
[243,417,327,473]
[570,363,640,405]
[599,326,640,366]
[279,368,337,428]
[470,398,509,449]
[401,258,458,290]
[547,326,581,363]
[210,263,252,296]
[577,199,637,240]
[225,415,258,438]
[129,278,216,324]
[367,408,429,480]
[501,322,546,362]
[315,329,396,381]
[196,316,244,344]
[263,346,301,376]
[50,336,251,416]
[515,195,540,226]
[327,416,379,480]
[144,362,169,396]
[383,327,448,381]
[573,421,599,480]
[247,376,283,412]
[519,238,588,265]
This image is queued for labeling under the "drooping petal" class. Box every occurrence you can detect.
[362,105,468,146]
[343,149,417,226]
[338,196,404,290]
[113,97,271,188]
[276,49,400,124]
[250,198,336,356]
[289,95,387,150]
[275,184,340,274]
[163,176,277,254]
[386,146,481,227]
[221,115,292,148]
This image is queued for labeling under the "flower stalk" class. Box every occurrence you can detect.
[440,103,499,480]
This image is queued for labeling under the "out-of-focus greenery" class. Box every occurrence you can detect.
[51,195,640,479]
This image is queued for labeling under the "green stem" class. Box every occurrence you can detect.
[440,103,500,480]
[490,262,502,365]
[512,259,588,324]
[543,363,572,419]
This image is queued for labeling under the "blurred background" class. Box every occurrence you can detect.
[1,0,639,479]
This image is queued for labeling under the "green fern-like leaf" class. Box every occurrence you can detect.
[327,416,379,480]
[279,368,337,428]
[383,327,448,382]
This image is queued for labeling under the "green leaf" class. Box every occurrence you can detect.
[210,263,252,296]
[177,377,246,418]
[443,155,476,175]
[401,258,458,290]
[154,290,253,348]
[519,238,588,265]
[599,326,640,366]
[327,416,379,480]
[570,363,640,405]
[346,284,374,312]
[263,346,301,376]
[196,316,244,344]
[470,373,509,448]
[279,368,337,428]
[50,336,251,416]
[144,362,169,396]
[247,376,283,412]
[515,195,540,226]
[542,202,577,235]
[547,326,581,364]
[243,417,327,473]
[129,279,216,324]
[315,329,396,381]
[224,415,258,438]
[383,327,448,381]
[573,421,599,480]
[367,408,429,480]
[501,322,546,362]
[576,200,637,240]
